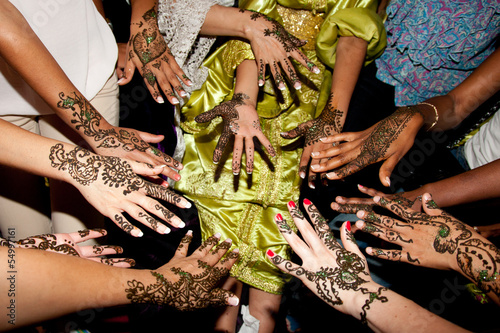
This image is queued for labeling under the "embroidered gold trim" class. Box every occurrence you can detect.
[221,40,255,75]
[276,5,325,51]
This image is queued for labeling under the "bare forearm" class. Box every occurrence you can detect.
[0,247,138,330]
[201,5,250,38]
[234,60,259,104]
[330,36,367,112]
[409,159,500,207]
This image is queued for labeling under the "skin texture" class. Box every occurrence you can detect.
[0,231,239,331]
[1,229,134,267]
[312,48,500,186]
[356,194,500,305]
[267,199,470,333]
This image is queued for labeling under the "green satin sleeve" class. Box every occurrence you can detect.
[316,6,386,69]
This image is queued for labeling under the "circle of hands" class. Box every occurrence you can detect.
[118,6,191,105]
[126,231,240,310]
[195,93,276,175]
[50,143,190,237]
[332,189,500,297]
[267,199,388,322]
[281,94,345,187]
[11,229,134,267]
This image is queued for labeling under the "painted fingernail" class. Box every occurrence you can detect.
[385,177,391,186]
[326,172,336,179]
[163,226,171,234]
[228,297,240,306]
[358,184,364,189]
[157,96,165,104]
[303,198,312,205]
[279,83,286,91]
[311,152,319,157]
[346,221,351,232]
[276,213,283,221]
[288,201,296,208]
[266,249,275,257]
[214,232,221,238]
[132,228,143,237]
[258,80,265,87]
[183,201,192,209]
[186,80,193,87]
[311,164,319,170]
[117,78,125,84]
[177,221,186,229]
[224,238,233,244]
[313,67,320,74]
[171,97,179,105]
[309,183,315,189]
[294,82,302,90]
[180,91,188,97]
[299,172,306,179]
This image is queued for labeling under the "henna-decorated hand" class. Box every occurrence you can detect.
[50,143,191,237]
[11,229,135,268]
[195,93,276,175]
[57,91,183,182]
[118,5,191,104]
[357,193,500,304]
[267,199,388,323]
[310,106,425,187]
[126,231,240,310]
[330,184,422,214]
[281,94,345,188]
[240,10,319,89]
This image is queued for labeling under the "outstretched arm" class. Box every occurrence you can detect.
[0,231,239,331]
[0,0,182,182]
[313,48,500,186]
[267,199,469,332]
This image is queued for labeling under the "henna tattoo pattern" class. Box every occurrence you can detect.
[282,94,344,146]
[132,7,166,66]
[126,263,229,310]
[16,234,79,257]
[335,107,419,178]
[194,93,250,163]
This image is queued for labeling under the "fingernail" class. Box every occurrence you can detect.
[117,78,125,84]
[309,183,315,189]
[288,201,296,208]
[258,80,265,87]
[171,97,179,105]
[346,221,351,232]
[311,152,319,157]
[279,83,286,91]
[373,196,381,203]
[366,247,373,255]
[319,137,326,142]
[303,198,311,205]
[299,172,306,179]
[132,228,143,237]
[163,226,171,234]
[157,96,165,104]
[233,171,240,176]
[358,184,364,189]
[385,177,391,186]
[294,82,302,90]
[186,80,193,87]
[177,221,186,229]
[214,232,221,238]
[313,67,320,74]
[326,172,336,179]
[311,164,319,170]
[186,230,193,236]
[184,201,192,209]
[228,297,240,306]
[276,213,283,221]
[180,91,188,97]
[225,238,233,244]
[266,249,275,257]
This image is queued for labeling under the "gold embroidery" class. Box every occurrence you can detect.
[276,5,324,51]
[221,40,255,75]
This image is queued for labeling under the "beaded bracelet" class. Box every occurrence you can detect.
[418,102,439,131]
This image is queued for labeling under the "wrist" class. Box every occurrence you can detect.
[346,281,387,322]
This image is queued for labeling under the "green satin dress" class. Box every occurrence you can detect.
[175,0,386,294]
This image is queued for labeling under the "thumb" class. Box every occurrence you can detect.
[118,56,137,86]
[209,289,240,307]
[379,156,400,188]
[137,130,164,143]
[195,109,218,123]
[128,160,166,177]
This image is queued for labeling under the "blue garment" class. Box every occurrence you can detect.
[376,0,500,106]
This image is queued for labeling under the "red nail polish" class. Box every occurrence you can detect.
[288,201,296,208]
[303,198,312,205]
[267,249,275,257]
[346,221,351,231]
[276,213,283,221]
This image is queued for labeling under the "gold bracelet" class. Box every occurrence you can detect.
[418,102,439,131]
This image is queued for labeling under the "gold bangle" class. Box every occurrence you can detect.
[418,102,439,131]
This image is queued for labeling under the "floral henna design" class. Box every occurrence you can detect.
[335,107,420,178]
[306,203,341,250]
[132,7,167,66]
[126,263,229,310]
[115,215,134,234]
[16,234,79,257]
[282,93,344,146]
[194,93,249,163]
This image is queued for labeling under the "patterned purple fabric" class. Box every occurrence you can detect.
[376,0,500,106]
